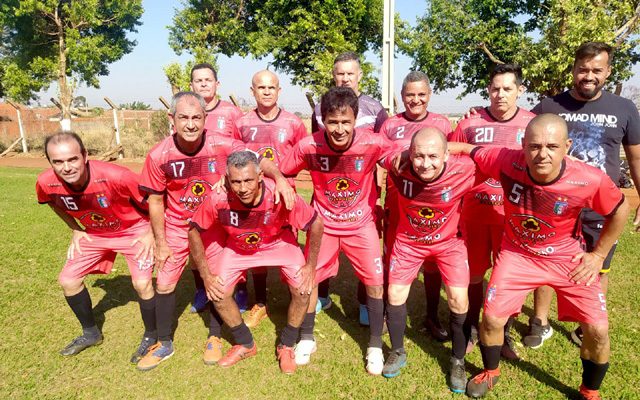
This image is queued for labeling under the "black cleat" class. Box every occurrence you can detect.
[60,333,103,356]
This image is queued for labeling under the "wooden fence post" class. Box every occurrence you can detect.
[7,100,28,153]
[158,96,172,136]
[104,97,123,159]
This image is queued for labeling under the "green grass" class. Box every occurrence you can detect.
[1,166,638,399]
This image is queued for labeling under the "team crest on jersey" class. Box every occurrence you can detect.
[484,178,502,188]
[441,187,452,202]
[278,129,287,143]
[79,212,121,231]
[217,117,225,130]
[238,232,261,250]
[355,157,364,172]
[508,214,556,245]
[553,197,569,215]
[259,146,276,161]
[208,159,217,173]
[486,285,497,303]
[181,179,214,212]
[516,129,525,145]
[96,193,109,208]
[407,205,446,233]
[325,177,361,208]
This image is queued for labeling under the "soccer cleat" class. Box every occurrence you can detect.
[315,296,333,314]
[130,336,157,364]
[466,325,479,354]
[466,368,500,398]
[359,304,370,326]
[136,341,174,371]
[523,317,553,349]
[244,304,268,328]
[203,336,223,365]
[277,344,296,374]
[294,339,317,365]
[218,343,257,368]
[579,384,602,400]
[425,317,449,342]
[501,331,521,361]
[190,288,209,313]
[60,333,103,356]
[235,288,249,314]
[382,348,407,378]
[571,326,584,347]
[449,357,467,393]
[366,347,384,375]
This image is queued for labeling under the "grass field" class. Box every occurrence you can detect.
[1,165,638,399]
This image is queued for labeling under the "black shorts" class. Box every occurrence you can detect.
[581,209,617,274]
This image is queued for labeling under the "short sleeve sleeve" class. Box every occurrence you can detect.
[470,147,512,180]
[288,194,317,231]
[139,153,166,195]
[279,140,309,176]
[591,174,625,217]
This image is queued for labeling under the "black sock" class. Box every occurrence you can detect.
[300,312,316,341]
[318,279,330,298]
[450,311,468,359]
[208,302,223,338]
[253,270,268,305]
[386,303,407,351]
[192,269,204,290]
[468,282,484,329]
[230,323,254,348]
[138,296,157,339]
[581,358,609,390]
[424,272,442,321]
[357,281,367,306]
[480,343,502,370]
[504,316,514,337]
[65,287,98,334]
[155,292,176,342]
[367,296,384,348]
[280,324,299,348]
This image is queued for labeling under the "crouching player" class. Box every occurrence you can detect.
[36,132,156,360]
[188,151,323,374]
[453,114,629,400]
[381,128,479,393]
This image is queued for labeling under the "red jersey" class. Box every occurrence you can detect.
[191,178,317,253]
[471,147,624,261]
[450,107,535,225]
[280,129,396,235]
[139,132,246,226]
[36,161,146,234]
[383,155,479,247]
[204,100,244,138]
[233,109,307,167]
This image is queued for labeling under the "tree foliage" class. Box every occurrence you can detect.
[169,0,383,97]
[399,0,640,99]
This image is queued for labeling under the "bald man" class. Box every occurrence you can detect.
[450,114,629,399]
[232,70,308,327]
[379,128,481,393]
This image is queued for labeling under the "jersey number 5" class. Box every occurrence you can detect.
[508,183,524,204]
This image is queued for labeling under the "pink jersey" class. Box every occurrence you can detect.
[280,129,396,235]
[139,132,246,226]
[450,108,535,225]
[233,109,307,166]
[471,147,624,261]
[191,178,317,253]
[383,155,479,247]
[204,100,244,138]
[381,111,452,148]
[36,161,146,234]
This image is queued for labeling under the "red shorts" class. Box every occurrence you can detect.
[212,230,306,294]
[389,237,469,287]
[311,221,384,286]
[157,223,225,286]
[59,220,154,283]
[461,220,503,279]
[484,250,608,325]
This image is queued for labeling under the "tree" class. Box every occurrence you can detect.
[168,0,384,97]
[0,0,143,125]
[120,101,151,110]
[163,57,218,95]
[399,1,640,100]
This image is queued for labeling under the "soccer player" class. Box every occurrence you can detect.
[380,71,452,341]
[231,70,309,326]
[36,132,156,361]
[452,114,629,400]
[280,86,395,375]
[188,151,323,374]
[188,62,245,313]
[380,128,477,393]
[136,92,295,371]
[525,42,640,348]
[449,63,535,359]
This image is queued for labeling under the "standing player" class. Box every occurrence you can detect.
[525,42,640,348]
[188,151,323,374]
[381,128,477,393]
[449,64,535,359]
[280,86,395,375]
[380,71,452,341]
[451,114,629,400]
[231,70,309,326]
[136,92,294,371]
[36,132,156,362]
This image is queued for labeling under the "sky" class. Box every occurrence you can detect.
[37,0,640,114]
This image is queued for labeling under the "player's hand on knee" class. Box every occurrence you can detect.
[132,229,155,263]
[570,252,604,286]
[296,263,315,295]
[155,241,175,272]
[67,229,92,260]
[205,274,225,301]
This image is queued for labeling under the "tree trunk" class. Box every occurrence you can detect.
[56,10,72,130]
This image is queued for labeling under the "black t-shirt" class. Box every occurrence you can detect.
[532,90,640,184]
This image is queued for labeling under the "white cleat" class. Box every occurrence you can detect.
[366,347,384,375]
[294,339,317,365]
